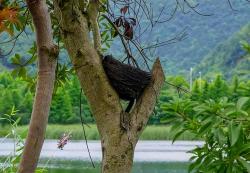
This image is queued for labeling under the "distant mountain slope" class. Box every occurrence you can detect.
[0,63,5,72]
[1,0,250,76]
[194,23,250,79]
[110,0,250,74]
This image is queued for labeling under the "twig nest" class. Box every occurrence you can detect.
[102,55,152,101]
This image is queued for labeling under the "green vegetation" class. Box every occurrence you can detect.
[161,97,250,172]
[0,107,46,173]
[1,70,250,143]
[160,68,250,172]
[161,77,250,172]
[0,124,196,141]
[1,1,250,173]
[1,68,250,125]
[0,72,93,125]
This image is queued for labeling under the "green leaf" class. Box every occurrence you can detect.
[172,129,185,143]
[241,41,250,53]
[188,162,198,173]
[215,128,227,146]
[198,121,213,136]
[236,97,249,110]
[229,122,242,146]
[225,110,236,116]
[170,122,183,132]
[236,143,250,155]
[18,67,27,78]
[239,110,248,116]
[238,157,250,172]
[11,68,19,77]
[11,54,21,65]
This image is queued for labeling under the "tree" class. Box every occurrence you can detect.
[51,2,165,172]
[17,1,59,172]
[231,75,239,101]
[8,0,165,172]
[50,88,75,124]
[202,80,210,100]
[210,75,229,100]
[1,0,249,173]
[191,80,201,101]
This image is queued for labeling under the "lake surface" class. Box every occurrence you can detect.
[0,140,203,162]
[39,160,189,173]
[1,139,202,172]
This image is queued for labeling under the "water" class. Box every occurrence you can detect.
[0,140,203,162]
[39,160,189,173]
[1,140,201,172]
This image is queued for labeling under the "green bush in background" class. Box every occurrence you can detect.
[1,70,250,125]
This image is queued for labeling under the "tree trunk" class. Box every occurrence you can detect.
[54,1,164,173]
[18,0,58,172]
[101,134,135,172]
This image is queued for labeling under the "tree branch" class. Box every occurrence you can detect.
[88,0,102,54]
[53,0,122,134]
[130,58,165,135]
[101,14,139,67]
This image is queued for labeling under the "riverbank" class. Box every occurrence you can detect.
[0,124,197,140]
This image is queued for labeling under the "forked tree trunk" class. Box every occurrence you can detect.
[54,1,165,173]
[18,0,58,172]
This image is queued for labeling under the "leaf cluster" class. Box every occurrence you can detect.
[161,96,250,173]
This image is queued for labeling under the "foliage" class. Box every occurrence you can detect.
[0,124,197,141]
[0,107,24,173]
[0,72,33,124]
[0,2,19,35]
[0,72,94,125]
[0,107,47,173]
[0,1,249,172]
[1,70,250,125]
[161,96,250,172]
[160,67,250,172]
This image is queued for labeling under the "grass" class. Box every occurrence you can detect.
[0,124,197,141]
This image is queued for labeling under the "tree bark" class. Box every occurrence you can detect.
[54,1,164,173]
[18,0,58,172]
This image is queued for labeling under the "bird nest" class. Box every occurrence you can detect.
[102,55,152,101]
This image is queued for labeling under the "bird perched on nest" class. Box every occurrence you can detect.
[102,55,152,112]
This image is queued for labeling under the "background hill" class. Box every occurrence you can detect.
[1,0,250,78]
[194,23,250,80]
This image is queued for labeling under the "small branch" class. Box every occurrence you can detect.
[227,0,238,11]
[182,0,213,16]
[101,14,139,68]
[88,0,102,54]
[165,81,190,94]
